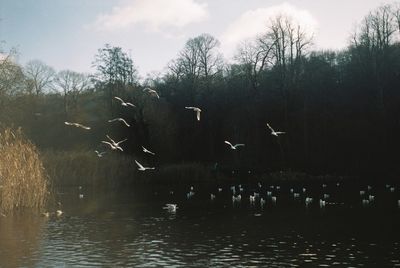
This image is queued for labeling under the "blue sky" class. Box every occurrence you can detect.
[0,0,388,77]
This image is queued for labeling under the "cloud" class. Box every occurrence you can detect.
[221,3,318,58]
[90,0,209,32]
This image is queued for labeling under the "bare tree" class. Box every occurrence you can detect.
[24,60,56,96]
[169,34,223,87]
[92,44,138,110]
[235,38,275,91]
[0,49,25,97]
[392,2,400,34]
[55,70,91,115]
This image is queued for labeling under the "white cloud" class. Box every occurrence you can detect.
[90,0,209,32]
[221,3,318,58]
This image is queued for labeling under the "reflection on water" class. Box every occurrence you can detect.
[1,182,400,267]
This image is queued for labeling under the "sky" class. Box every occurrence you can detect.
[0,0,389,78]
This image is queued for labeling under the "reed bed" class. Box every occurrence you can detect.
[0,128,49,213]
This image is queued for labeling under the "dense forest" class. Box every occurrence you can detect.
[1,3,400,179]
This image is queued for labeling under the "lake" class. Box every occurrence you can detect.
[1,181,399,267]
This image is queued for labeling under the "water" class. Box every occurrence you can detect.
[1,181,400,267]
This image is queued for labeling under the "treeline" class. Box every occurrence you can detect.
[1,3,400,177]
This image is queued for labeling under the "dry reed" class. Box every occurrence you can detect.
[0,128,49,213]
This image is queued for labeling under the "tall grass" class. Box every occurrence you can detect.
[0,128,49,213]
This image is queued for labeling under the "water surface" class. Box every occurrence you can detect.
[1,181,399,267]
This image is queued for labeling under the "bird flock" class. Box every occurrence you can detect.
[64,92,159,171]
[161,181,400,214]
[62,87,400,214]
[63,87,286,173]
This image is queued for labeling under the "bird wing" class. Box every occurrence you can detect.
[119,118,130,127]
[108,118,118,122]
[101,141,113,148]
[266,123,274,132]
[75,123,90,130]
[196,110,201,121]
[234,144,245,148]
[275,131,285,135]
[135,160,145,169]
[106,135,116,144]
[115,138,127,145]
[152,91,160,98]
[185,106,195,110]
[126,102,136,107]
[142,146,155,155]
[114,96,124,103]
[224,141,233,147]
[64,121,72,125]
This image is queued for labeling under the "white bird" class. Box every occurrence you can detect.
[266,123,285,136]
[249,195,255,204]
[210,194,216,200]
[224,140,245,150]
[135,160,155,171]
[142,146,155,155]
[114,96,136,107]
[42,212,50,217]
[108,118,130,127]
[102,135,127,151]
[260,198,266,208]
[64,121,91,130]
[143,87,160,98]
[101,141,121,151]
[232,194,242,203]
[94,150,106,157]
[164,204,178,212]
[56,210,63,216]
[185,106,202,121]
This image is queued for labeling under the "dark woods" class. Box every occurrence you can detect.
[1,3,400,178]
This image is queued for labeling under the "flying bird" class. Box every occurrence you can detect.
[114,96,136,107]
[108,118,130,127]
[101,135,127,151]
[64,121,91,130]
[224,140,245,150]
[94,150,106,157]
[101,141,122,151]
[142,146,155,155]
[185,106,202,121]
[266,123,285,136]
[135,160,155,171]
[143,87,160,98]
